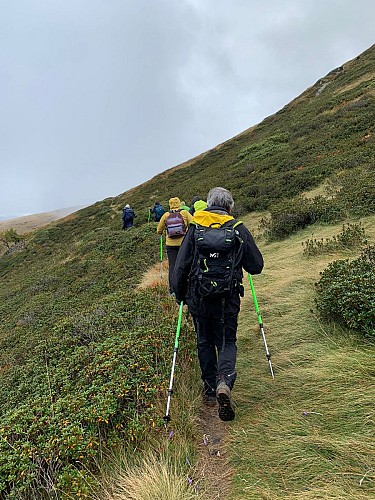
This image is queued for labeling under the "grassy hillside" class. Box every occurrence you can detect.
[0,45,374,498]
[231,213,375,499]
[0,208,83,236]
[0,222,195,497]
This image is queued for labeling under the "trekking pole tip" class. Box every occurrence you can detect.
[163,415,171,427]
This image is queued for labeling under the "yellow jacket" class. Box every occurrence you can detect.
[157,197,193,246]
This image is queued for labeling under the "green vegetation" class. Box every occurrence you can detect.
[315,245,375,336]
[0,45,374,498]
[232,214,375,499]
[0,223,195,498]
[0,228,22,250]
[112,46,374,218]
[302,222,368,256]
[258,165,374,241]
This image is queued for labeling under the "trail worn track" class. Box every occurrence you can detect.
[195,403,232,499]
[139,261,233,498]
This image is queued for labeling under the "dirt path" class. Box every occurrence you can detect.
[138,262,232,499]
[195,404,232,499]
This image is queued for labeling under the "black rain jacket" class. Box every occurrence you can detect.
[172,207,264,317]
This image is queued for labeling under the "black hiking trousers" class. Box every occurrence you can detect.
[166,245,180,294]
[193,314,238,394]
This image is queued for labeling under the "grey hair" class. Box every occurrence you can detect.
[206,187,234,212]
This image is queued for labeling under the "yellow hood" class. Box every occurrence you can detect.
[192,210,233,227]
[169,197,181,210]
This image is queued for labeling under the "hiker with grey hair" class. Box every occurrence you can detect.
[173,187,263,421]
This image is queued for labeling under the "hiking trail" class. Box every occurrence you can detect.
[139,261,232,499]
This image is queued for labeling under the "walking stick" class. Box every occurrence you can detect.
[248,274,274,379]
[148,209,151,224]
[159,235,163,279]
[163,302,184,426]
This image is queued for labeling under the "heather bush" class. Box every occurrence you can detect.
[302,223,368,256]
[315,245,375,336]
[259,196,320,241]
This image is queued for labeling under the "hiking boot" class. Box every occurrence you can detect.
[202,386,217,407]
[216,381,235,421]
[203,393,217,407]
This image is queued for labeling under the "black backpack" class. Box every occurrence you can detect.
[165,210,186,238]
[191,219,243,298]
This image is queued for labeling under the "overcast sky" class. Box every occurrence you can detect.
[1,0,374,217]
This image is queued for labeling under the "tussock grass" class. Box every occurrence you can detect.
[231,214,375,499]
[137,261,169,290]
[96,346,206,499]
[99,451,198,500]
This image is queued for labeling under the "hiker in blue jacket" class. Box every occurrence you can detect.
[150,202,165,222]
[122,204,136,230]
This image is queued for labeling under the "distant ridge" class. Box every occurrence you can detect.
[0,206,83,234]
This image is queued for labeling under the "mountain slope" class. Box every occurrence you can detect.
[0,45,374,498]
[231,213,375,499]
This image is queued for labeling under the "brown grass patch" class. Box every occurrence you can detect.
[137,261,169,290]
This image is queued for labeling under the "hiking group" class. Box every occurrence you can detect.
[156,187,263,422]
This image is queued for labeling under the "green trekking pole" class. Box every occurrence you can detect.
[159,235,163,279]
[148,209,151,223]
[163,302,184,426]
[248,274,274,379]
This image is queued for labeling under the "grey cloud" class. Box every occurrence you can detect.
[1,0,374,216]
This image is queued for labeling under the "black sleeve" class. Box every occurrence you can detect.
[238,225,264,275]
[172,226,195,301]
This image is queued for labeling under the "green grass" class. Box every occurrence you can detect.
[231,214,375,499]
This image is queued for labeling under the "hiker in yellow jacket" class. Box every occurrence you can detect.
[157,197,192,294]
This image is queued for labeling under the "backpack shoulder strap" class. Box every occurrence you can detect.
[223,218,242,227]
[232,220,243,229]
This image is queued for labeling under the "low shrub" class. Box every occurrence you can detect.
[315,245,375,336]
[0,288,195,498]
[261,165,374,241]
[334,167,375,216]
[0,222,196,498]
[259,196,319,241]
[302,223,368,256]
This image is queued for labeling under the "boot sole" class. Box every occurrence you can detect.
[217,392,235,421]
